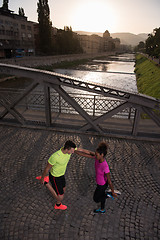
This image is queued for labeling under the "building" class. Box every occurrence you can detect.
[0,0,35,58]
[0,1,120,58]
[103,30,114,51]
[77,34,102,54]
[77,30,120,54]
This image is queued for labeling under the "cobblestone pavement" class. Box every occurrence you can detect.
[0,125,160,240]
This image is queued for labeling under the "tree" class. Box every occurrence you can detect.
[37,0,52,54]
[2,0,8,10]
[54,26,83,54]
[145,28,160,58]
[19,7,25,16]
[146,33,155,56]
[153,28,160,58]
[135,41,145,53]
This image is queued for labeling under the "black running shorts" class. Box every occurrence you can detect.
[49,172,66,195]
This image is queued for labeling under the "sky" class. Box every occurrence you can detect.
[2,0,160,34]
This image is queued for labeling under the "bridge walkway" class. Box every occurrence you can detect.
[0,125,160,240]
[1,107,160,141]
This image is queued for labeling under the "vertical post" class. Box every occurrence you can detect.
[44,84,51,126]
[59,94,61,113]
[132,108,141,136]
[128,107,132,119]
[25,94,28,110]
[93,95,96,117]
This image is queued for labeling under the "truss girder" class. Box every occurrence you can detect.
[0,63,160,136]
[142,106,160,127]
[0,98,25,124]
[53,76,158,109]
[0,81,38,121]
[80,102,131,131]
[44,84,51,126]
[132,107,142,136]
[0,64,159,110]
[49,83,103,133]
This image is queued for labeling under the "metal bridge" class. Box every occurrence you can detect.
[0,63,160,138]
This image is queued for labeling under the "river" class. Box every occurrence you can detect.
[0,53,137,118]
[54,53,137,93]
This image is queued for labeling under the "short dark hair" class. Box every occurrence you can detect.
[64,140,76,150]
[96,142,108,157]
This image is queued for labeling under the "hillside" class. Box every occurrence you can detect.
[75,31,103,37]
[111,32,148,46]
[75,31,148,46]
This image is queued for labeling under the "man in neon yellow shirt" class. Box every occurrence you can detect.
[40,140,77,210]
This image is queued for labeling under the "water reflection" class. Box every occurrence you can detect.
[55,53,137,93]
[107,61,135,73]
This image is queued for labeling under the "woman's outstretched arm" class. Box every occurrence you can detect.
[75,148,95,158]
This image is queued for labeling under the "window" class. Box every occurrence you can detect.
[27,26,31,31]
[10,27,13,36]
[6,30,10,36]
[22,33,26,39]
[28,33,32,38]
[21,24,25,29]
[0,26,5,35]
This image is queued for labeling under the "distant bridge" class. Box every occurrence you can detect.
[0,63,160,139]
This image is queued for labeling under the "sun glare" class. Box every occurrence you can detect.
[72,1,116,33]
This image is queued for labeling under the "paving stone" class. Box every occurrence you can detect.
[0,125,160,240]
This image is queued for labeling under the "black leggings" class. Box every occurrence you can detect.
[93,182,108,209]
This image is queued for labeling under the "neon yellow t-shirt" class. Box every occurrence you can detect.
[48,148,71,177]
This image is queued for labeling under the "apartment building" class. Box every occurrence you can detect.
[77,34,102,54]
[77,30,120,54]
[0,3,35,58]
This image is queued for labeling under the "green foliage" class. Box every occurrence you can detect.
[2,0,8,10]
[135,27,160,58]
[36,0,82,55]
[19,7,25,16]
[145,28,160,58]
[135,54,160,99]
[37,0,52,54]
[53,27,83,54]
[134,41,145,53]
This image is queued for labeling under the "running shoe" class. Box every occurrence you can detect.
[94,208,106,213]
[36,176,49,183]
[44,176,49,183]
[54,203,67,210]
[36,176,41,180]
[106,189,121,195]
[106,193,114,199]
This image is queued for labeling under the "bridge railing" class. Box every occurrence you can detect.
[0,63,160,138]
[0,88,135,119]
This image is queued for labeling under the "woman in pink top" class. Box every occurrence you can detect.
[76,142,117,213]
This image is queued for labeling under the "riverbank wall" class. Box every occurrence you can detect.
[0,51,115,68]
